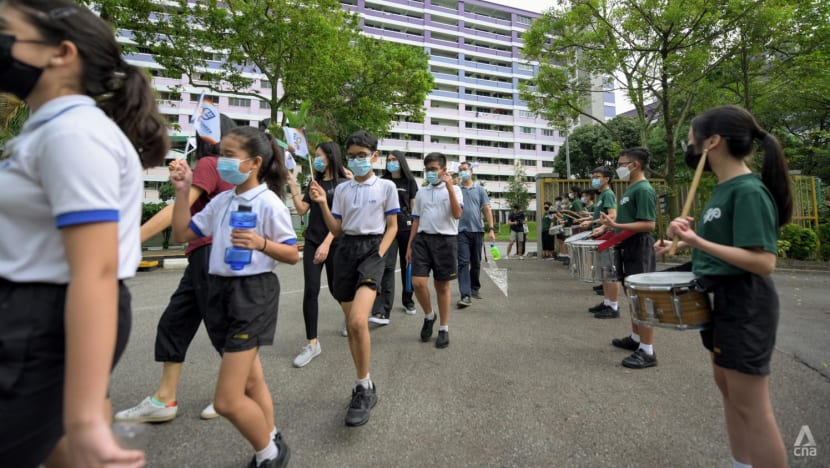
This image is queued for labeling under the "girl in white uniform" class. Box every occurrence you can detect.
[0,1,168,466]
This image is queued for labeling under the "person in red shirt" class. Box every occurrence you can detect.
[114,114,236,423]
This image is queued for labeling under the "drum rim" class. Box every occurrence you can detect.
[624,272,698,290]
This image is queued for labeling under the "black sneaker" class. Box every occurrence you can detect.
[611,336,640,351]
[344,383,378,427]
[368,313,390,325]
[593,285,604,296]
[457,296,472,308]
[248,433,291,468]
[471,290,482,299]
[588,302,607,313]
[622,349,658,369]
[435,330,449,348]
[593,306,620,319]
[420,315,436,342]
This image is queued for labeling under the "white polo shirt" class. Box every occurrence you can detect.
[331,174,400,235]
[412,182,463,235]
[190,183,297,276]
[0,95,142,283]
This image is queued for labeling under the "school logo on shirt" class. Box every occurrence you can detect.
[619,196,629,206]
[703,207,722,224]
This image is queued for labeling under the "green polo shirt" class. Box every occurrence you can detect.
[569,198,584,212]
[615,180,656,233]
[692,173,778,276]
[592,188,617,221]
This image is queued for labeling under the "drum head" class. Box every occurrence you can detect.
[625,272,697,289]
[572,240,602,247]
[564,231,592,243]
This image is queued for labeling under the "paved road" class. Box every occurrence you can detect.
[114,252,830,467]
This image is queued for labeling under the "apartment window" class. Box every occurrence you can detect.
[228,97,251,108]
[541,145,556,152]
[519,127,535,135]
[233,119,249,126]
[259,100,271,110]
[261,79,272,88]
[163,113,179,125]
[190,93,219,103]
[542,128,555,137]
[522,158,536,166]
[516,15,532,25]
[518,62,534,72]
[520,143,536,151]
[542,160,555,168]
[519,110,535,118]
[157,91,181,102]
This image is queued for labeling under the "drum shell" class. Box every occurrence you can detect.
[625,272,712,330]
[569,240,617,283]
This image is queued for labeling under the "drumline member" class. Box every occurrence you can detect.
[598,148,658,369]
[581,167,618,311]
[658,105,791,468]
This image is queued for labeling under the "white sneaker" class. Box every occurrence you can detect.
[293,342,322,368]
[404,305,417,315]
[368,314,390,325]
[114,396,177,423]
[340,323,349,337]
[200,403,220,420]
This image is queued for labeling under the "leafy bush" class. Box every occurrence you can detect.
[779,224,818,260]
[818,223,830,261]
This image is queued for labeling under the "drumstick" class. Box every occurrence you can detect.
[669,148,708,255]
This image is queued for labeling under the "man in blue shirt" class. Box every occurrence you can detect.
[456,161,495,307]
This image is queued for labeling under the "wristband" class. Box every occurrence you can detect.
[259,238,268,252]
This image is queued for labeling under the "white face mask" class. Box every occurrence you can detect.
[616,165,631,181]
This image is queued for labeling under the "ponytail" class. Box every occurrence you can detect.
[261,133,288,199]
[690,105,793,227]
[10,0,169,169]
[757,131,793,227]
[96,64,169,168]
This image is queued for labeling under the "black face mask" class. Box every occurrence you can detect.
[0,33,46,100]
[684,145,711,172]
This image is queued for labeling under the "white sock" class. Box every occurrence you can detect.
[270,427,277,441]
[255,441,278,465]
[425,311,435,320]
[608,301,618,310]
[732,459,752,468]
[603,299,611,306]
[438,325,448,332]
[639,343,654,355]
[356,374,372,390]
[631,333,640,343]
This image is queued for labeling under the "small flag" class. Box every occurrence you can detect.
[285,151,296,171]
[282,127,310,159]
[191,93,221,144]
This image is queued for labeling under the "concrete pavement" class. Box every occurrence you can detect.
[114,254,830,467]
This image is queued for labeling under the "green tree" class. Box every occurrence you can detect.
[158,182,176,202]
[521,0,763,188]
[556,116,641,178]
[504,163,530,212]
[0,95,28,149]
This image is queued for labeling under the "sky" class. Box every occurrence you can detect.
[490,0,635,114]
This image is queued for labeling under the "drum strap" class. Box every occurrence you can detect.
[598,230,635,252]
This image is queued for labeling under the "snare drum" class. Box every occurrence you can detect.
[624,272,712,330]
[550,224,563,235]
[563,230,592,261]
[569,240,617,282]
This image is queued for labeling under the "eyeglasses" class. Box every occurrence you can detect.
[346,152,372,160]
[617,161,632,168]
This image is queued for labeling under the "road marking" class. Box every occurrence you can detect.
[483,261,508,297]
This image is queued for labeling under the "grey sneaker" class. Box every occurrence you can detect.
[471,290,482,299]
[403,305,417,315]
[200,403,219,420]
[114,396,177,423]
[456,296,472,308]
[293,342,322,368]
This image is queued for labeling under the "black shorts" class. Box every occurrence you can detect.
[0,279,131,467]
[331,235,385,303]
[541,232,555,250]
[700,274,779,375]
[205,273,280,353]
[155,244,217,362]
[615,233,656,282]
[411,233,458,281]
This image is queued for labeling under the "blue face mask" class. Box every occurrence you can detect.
[387,161,400,173]
[459,170,471,181]
[217,157,252,185]
[425,171,440,185]
[591,178,602,189]
[348,157,373,177]
[313,157,326,173]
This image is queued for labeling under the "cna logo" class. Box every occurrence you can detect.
[702,207,722,223]
[793,425,817,457]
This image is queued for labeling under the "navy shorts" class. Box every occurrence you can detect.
[700,273,779,375]
[205,273,280,353]
[411,233,458,281]
[331,235,385,303]
[0,279,131,467]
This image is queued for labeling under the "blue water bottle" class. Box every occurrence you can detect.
[225,205,257,271]
[405,263,413,292]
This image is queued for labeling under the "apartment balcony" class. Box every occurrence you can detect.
[462,59,512,74]
[462,44,512,59]
[143,166,170,182]
[461,27,512,43]
[428,20,459,33]
[461,111,515,123]
[464,94,514,107]
[364,26,423,42]
[429,55,459,66]
[363,9,425,27]
[461,144,515,156]
[432,72,459,82]
[461,129,515,140]
[463,76,515,90]
[427,106,461,117]
[429,3,458,15]
[430,90,460,99]
[429,36,459,47]
[463,11,512,28]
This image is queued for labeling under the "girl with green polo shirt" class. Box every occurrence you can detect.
[658,105,792,468]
